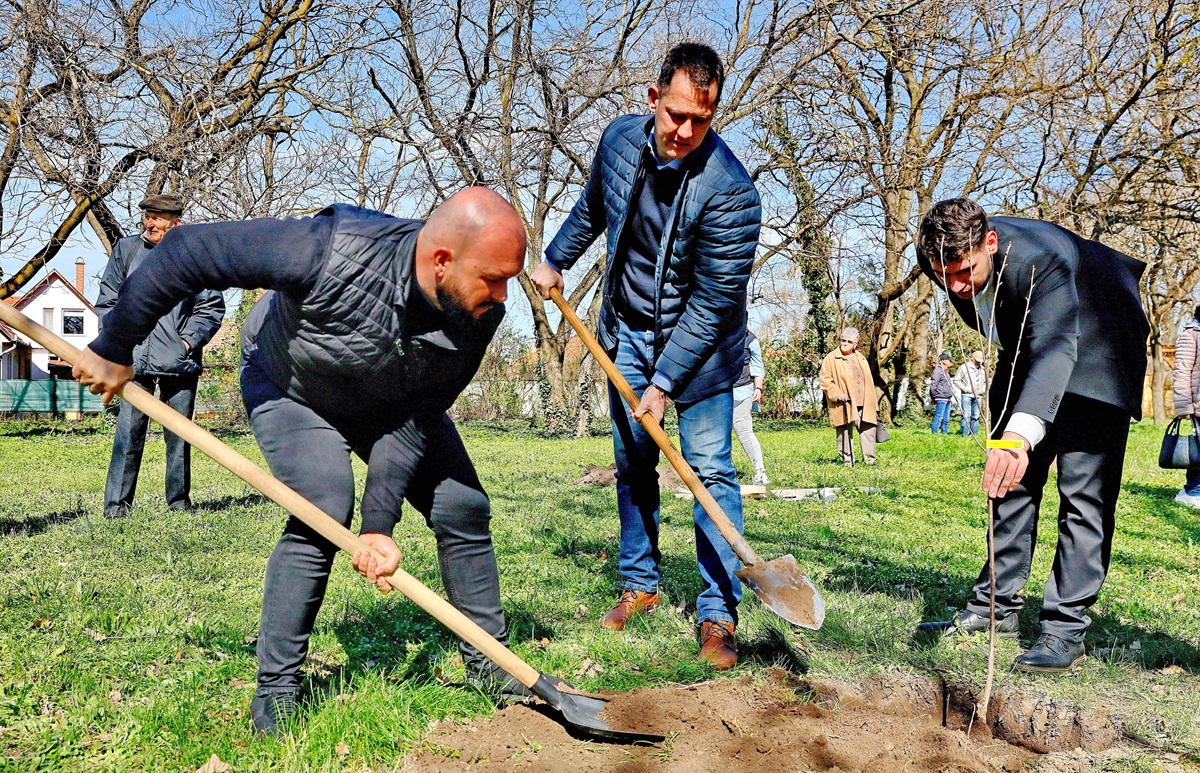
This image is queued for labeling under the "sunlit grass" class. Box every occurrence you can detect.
[0,420,1196,769]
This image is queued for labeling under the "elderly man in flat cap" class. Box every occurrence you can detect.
[95,193,225,519]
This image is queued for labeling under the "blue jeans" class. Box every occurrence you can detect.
[932,399,951,434]
[960,396,980,436]
[609,319,744,625]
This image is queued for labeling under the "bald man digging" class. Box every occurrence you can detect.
[74,190,527,735]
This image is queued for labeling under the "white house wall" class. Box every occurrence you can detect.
[14,280,98,379]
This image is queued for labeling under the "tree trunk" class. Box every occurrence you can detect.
[1151,345,1169,424]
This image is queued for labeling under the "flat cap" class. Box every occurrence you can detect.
[138,193,185,214]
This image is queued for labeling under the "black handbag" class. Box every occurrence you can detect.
[1159,416,1200,469]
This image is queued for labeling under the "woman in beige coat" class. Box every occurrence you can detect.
[1172,306,1200,507]
[818,327,879,465]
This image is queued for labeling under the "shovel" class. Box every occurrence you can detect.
[548,288,825,630]
[0,300,663,744]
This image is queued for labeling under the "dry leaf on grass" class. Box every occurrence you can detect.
[195,753,232,773]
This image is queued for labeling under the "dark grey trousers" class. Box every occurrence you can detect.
[966,395,1130,641]
[104,373,197,516]
[243,370,508,694]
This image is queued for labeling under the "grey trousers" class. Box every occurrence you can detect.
[732,397,765,474]
[835,415,876,464]
[104,373,197,516]
[243,369,508,694]
[965,395,1129,641]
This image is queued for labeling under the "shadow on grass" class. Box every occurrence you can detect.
[1121,482,1200,544]
[741,625,810,674]
[816,526,1200,673]
[190,493,269,512]
[0,502,92,536]
[298,596,564,701]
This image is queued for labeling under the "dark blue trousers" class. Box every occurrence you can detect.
[104,373,197,517]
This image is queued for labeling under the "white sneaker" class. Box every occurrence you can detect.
[1174,490,1200,508]
[752,470,770,487]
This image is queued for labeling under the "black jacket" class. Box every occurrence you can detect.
[920,216,1149,423]
[930,366,954,401]
[95,235,225,378]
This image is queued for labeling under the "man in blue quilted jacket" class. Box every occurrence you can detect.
[531,42,762,670]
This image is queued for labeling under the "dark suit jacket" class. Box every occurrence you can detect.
[924,216,1149,424]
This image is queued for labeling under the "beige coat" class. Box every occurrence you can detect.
[1173,321,1200,416]
[819,349,878,427]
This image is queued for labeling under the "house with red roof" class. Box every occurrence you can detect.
[2,258,97,380]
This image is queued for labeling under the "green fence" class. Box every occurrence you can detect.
[0,379,105,413]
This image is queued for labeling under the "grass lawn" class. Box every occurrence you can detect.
[0,418,1197,771]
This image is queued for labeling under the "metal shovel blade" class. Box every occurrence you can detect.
[530,674,665,743]
[735,554,826,630]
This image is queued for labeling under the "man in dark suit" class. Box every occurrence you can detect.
[916,197,1149,672]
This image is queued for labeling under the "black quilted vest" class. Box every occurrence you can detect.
[250,205,503,424]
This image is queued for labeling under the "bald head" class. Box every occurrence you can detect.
[424,187,526,252]
[415,187,526,327]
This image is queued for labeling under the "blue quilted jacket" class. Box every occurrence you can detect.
[546,114,761,404]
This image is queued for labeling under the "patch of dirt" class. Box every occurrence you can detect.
[576,463,685,491]
[411,674,1032,772]
[813,674,1124,755]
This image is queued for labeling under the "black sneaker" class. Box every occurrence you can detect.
[1014,634,1085,673]
[465,660,535,707]
[943,609,1020,639]
[250,690,297,737]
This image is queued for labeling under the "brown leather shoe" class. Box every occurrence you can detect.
[698,620,737,670]
[600,590,661,631]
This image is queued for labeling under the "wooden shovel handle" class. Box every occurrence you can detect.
[547,288,760,567]
[0,301,540,688]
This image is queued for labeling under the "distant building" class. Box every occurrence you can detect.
[4,258,97,380]
[0,319,32,379]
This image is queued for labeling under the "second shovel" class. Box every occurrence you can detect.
[548,288,825,630]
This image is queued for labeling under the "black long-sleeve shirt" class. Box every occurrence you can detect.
[90,215,332,366]
[88,208,502,538]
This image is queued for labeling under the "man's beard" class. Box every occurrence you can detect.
[437,285,494,331]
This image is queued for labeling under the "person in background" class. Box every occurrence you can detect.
[95,193,225,519]
[732,329,769,487]
[819,327,878,465]
[930,352,955,434]
[954,350,986,437]
[1173,305,1200,508]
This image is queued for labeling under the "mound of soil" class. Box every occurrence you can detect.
[576,463,685,491]
[411,674,1031,772]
